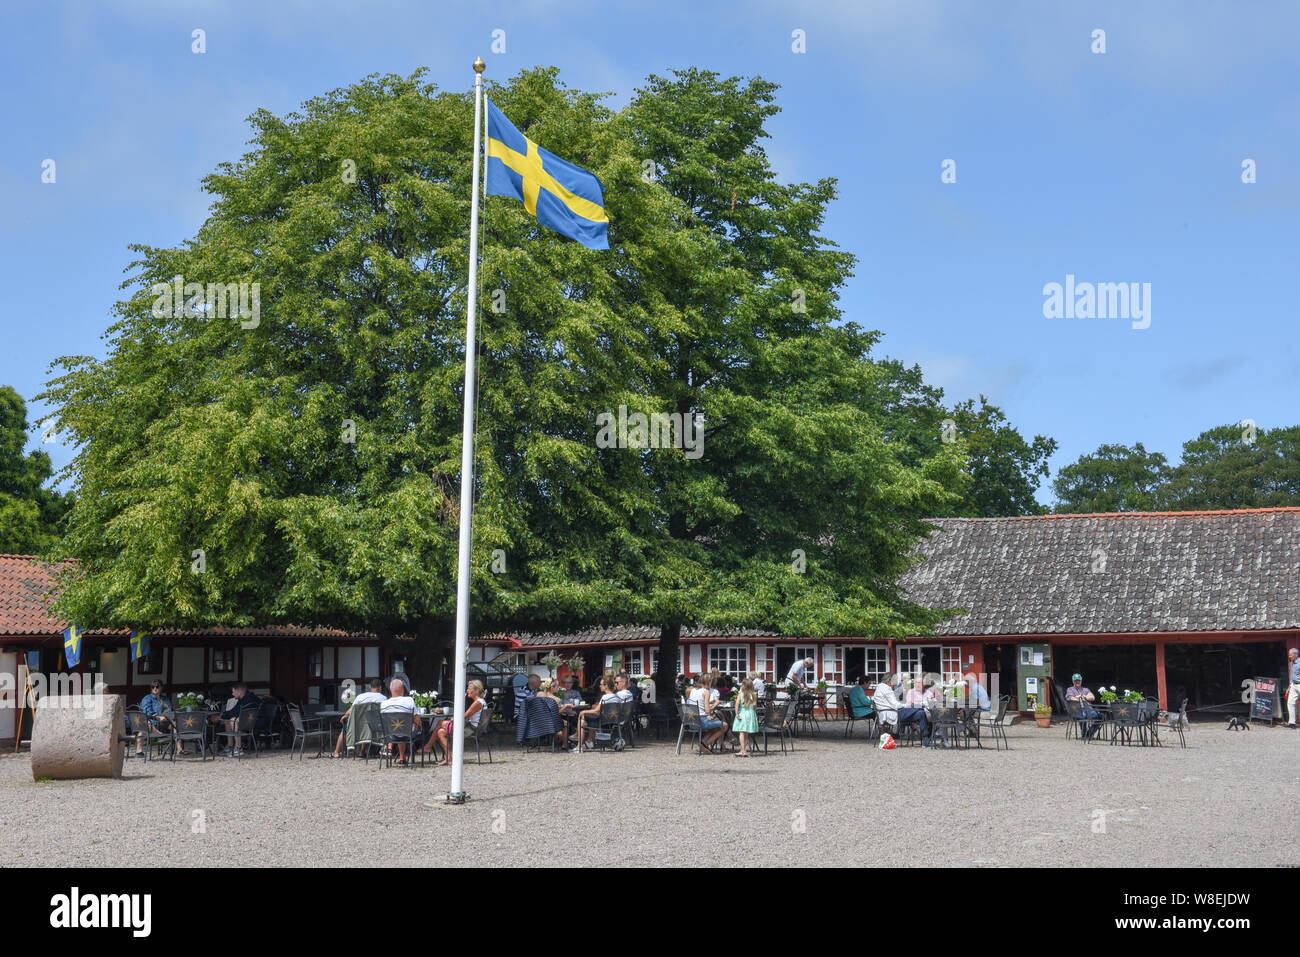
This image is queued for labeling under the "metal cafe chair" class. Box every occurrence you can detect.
[378,710,423,767]
[675,700,709,755]
[214,706,259,759]
[758,697,798,755]
[287,703,331,760]
[172,708,212,760]
[122,707,173,761]
[1109,702,1141,746]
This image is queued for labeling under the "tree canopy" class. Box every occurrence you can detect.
[1052,442,1170,513]
[40,67,987,688]
[1051,425,1300,513]
[0,386,71,553]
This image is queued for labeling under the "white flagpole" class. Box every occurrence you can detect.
[448,56,486,804]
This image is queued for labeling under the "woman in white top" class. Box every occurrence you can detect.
[688,673,727,752]
[433,679,486,766]
[573,676,618,753]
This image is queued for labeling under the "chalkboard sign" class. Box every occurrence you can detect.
[1251,677,1277,725]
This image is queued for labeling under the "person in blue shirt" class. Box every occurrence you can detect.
[135,681,174,757]
[965,674,992,711]
[846,675,875,720]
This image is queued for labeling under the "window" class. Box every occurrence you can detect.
[897,646,921,679]
[707,646,748,677]
[648,648,682,676]
[794,646,816,680]
[822,646,842,683]
[941,646,962,681]
[212,649,234,674]
[308,649,323,678]
[136,651,161,676]
[623,648,644,676]
[865,647,889,682]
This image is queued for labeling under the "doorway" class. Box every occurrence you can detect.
[843,647,866,685]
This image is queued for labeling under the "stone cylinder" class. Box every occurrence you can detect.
[30,694,125,781]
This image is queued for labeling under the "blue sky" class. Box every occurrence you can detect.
[3,0,1298,505]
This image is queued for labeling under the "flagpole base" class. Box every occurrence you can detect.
[445,791,469,805]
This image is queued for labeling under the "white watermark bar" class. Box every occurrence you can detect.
[2,668,109,717]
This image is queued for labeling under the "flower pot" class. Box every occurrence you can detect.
[1035,713,1051,728]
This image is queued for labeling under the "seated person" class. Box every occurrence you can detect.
[573,676,620,752]
[613,673,636,703]
[514,673,541,720]
[1064,673,1101,738]
[872,673,936,747]
[137,681,174,757]
[846,675,875,720]
[903,678,926,709]
[749,671,767,699]
[330,677,387,758]
[965,674,992,711]
[211,683,260,756]
[432,680,487,766]
[533,679,570,749]
[687,673,728,752]
[379,678,423,766]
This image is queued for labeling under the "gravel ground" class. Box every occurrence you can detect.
[2,719,1295,867]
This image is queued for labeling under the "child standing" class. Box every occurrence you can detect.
[732,678,759,757]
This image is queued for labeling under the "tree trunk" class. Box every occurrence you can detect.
[655,622,681,701]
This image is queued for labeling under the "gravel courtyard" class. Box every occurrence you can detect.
[2,720,1294,868]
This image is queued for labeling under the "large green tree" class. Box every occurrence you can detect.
[43,67,964,691]
[1052,442,1170,513]
[1161,424,1300,510]
[0,386,71,553]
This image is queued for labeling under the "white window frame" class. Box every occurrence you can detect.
[941,646,962,682]
[707,645,748,677]
[865,646,889,682]
[897,646,923,680]
[623,648,645,676]
[648,648,682,676]
[791,646,816,682]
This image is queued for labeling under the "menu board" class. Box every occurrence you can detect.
[1251,677,1277,724]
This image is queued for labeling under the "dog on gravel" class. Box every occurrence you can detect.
[1225,715,1250,730]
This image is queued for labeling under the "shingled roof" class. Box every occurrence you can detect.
[0,554,366,640]
[898,508,1300,637]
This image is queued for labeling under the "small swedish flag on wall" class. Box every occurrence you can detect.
[130,630,151,662]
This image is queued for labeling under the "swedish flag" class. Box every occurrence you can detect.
[130,630,151,662]
[63,625,83,669]
[485,100,609,250]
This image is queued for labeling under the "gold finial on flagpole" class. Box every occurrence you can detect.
[473,57,486,73]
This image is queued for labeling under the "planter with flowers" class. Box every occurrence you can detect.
[541,652,563,678]
[176,692,205,710]
[1034,703,1052,728]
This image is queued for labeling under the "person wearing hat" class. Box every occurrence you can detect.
[1064,673,1102,739]
[1286,648,1300,728]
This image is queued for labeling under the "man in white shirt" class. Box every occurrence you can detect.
[872,673,935,747]
[750,671,767,698]
[329,678,387,758]
[786,656,814,688]
[613,673,636,703]
[379,678,422,765]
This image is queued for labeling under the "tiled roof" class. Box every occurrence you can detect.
[898,508,1300,636]
[508,624,780,647]
[0,554,364,639]
[0,555,75,637]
